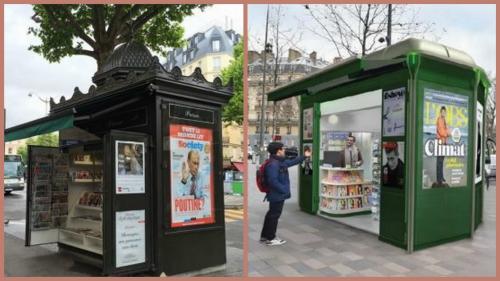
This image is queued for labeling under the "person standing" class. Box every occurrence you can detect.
[342,133,363,168]
[436,106,451,185]
[260,142,310,246]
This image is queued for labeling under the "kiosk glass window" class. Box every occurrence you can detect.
[318,90,383,223]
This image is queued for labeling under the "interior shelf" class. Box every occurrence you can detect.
[76,205,102,211]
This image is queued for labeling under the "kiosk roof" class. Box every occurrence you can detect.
[267,38,486,102]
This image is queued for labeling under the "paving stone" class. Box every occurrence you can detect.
[344,259,377,271]
[330,263,356,276]
[275,265,303,277]
[303,258,327,270]
[424,264,453,276]
[341,251,363,261]
[278,254,299,265]
[289,262,314,274]
[383,262,411,274]
[358,268,384,276]
[315,247,336,257]
[296,224,320,233]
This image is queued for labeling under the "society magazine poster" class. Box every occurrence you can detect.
[169,124,215,227]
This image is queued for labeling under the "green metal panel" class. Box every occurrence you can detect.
[298,99,315,213]
[413,56,476,250]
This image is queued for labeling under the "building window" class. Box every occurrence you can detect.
[276,126,280,134]
[190,50,195,60]
[8,148,12,154]
[265,126,269,134]
[183,54,187,64]
[213,57,221,71]
[287,125,291,134]
[212,40,220,52]
[256,126,260,133]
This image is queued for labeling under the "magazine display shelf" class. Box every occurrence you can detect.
[319,166,372,216]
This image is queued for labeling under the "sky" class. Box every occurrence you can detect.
[3,4,243,128]
[248,4,496,77]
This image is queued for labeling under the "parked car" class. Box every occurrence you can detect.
[4,155,25,194]
[485,139,496,188]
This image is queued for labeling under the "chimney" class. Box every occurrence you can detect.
[309,51,317,65]
[288,48,301,62]
[248,51,260,64]
[333,57,342,64]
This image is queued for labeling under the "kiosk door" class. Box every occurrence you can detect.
[103,131,152,275]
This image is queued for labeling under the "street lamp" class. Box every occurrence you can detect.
[258,5,271,164]
[28,92,50,115]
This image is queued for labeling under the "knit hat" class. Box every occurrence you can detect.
[267,142,284,155]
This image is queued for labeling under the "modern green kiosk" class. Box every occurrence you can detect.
[267,38,491,252]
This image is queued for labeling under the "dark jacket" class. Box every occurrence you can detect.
[265,154,305,202]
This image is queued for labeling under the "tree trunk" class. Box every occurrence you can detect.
[96,43,115,72]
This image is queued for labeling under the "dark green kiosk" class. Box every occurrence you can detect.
[267,38,491,252]
[5,42,232,275]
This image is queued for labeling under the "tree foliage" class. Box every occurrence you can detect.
[28,4,208,70]
[17,133,59,162]
[304,4,436,57]
[221,41,243,125]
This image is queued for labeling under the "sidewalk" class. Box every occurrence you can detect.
[225,194,244,209]
[248,162,496,277]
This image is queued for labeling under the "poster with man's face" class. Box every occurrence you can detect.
[169,124,214,228]
[422,89,468,189]
[116,141,145,194]
[382,142,405,188]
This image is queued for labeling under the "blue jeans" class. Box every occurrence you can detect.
[260,200,285,240]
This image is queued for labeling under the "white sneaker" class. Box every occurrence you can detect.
[265,238,286,246]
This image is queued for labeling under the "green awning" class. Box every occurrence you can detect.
[4,114,74,142]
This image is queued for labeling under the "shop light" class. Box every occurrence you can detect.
[328,114,339,124]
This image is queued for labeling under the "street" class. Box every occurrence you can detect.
[3,187,243,277]
[248,162,496,277]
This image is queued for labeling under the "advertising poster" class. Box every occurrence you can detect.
[116,210,146,268]
[382,142,405,188]
[423,89,468,188]
[116,141,145,194]
[475,102,483,183]
[169,124,215,228]
[302,144,313,175]
[303,108,313,140]
[383,87,405,136]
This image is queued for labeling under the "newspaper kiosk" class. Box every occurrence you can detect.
[5,41,232,275]
[266,38,491,252]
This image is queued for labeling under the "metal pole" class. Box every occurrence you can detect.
[258,5,270,164]
[387,4,392,46]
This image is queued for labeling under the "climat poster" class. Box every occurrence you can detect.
[116,141,145,194]
[169,124,215,228]
[383,87,405,136]
[423,89,468,188]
